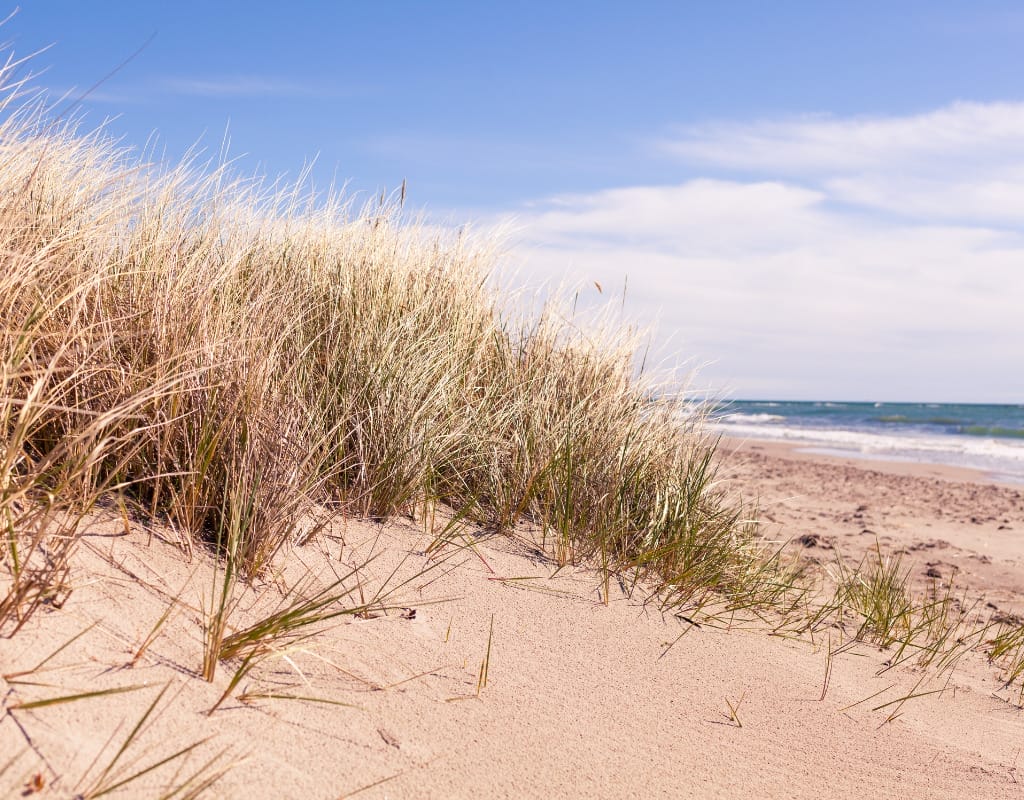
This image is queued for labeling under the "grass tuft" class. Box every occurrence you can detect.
[0,36,780,650]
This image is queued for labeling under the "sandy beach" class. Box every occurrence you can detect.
[719,437,1024,617]
[3,442,1024,798]
[4,5,1024,797]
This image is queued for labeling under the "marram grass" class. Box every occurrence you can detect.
[0,64,779,635]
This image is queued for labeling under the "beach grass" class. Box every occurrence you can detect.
[0,55,782,643]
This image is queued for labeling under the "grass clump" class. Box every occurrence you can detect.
[0,46,781,636]
[796,544,1007,705]
[836,546,915,648]
[986,620,1024,691]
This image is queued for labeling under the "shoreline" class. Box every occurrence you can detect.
[718,433,1020,487]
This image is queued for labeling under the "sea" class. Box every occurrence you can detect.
[709,400,1024,484]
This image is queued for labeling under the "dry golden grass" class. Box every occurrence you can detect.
[0,56,776,641]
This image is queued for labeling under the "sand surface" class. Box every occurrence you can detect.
[721,438,1024,617]
[3,443,1024,798]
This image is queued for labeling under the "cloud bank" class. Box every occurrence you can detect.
[508,102,1024,402]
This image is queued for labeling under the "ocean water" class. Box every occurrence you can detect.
[709,400,1024,483]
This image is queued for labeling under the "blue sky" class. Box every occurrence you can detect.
[9,1,1024,402]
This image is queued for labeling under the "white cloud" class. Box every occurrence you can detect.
[524,181,826,254]
[660,102,1024,175]
[826,173,1024,224]
[657,101,1024,228]
[502,102,1024,401]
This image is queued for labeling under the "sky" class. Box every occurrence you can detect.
[7,1,1024,403]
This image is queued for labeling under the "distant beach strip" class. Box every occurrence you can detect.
[710,401,1024,483]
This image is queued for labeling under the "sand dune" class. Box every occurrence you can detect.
[3,444,1024,798]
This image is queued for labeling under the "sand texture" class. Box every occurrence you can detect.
[3,444,1024,798]
[723,439,1024,617]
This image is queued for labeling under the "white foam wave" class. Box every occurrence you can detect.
[712,421,1024,480]
[718,413,785,424]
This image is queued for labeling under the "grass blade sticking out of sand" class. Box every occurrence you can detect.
[723,693,745,728]
[872,679,948,725]
[201,533,239,683]
[477,614,494,697]
[337,755,443,799]
[200,472,263,682]
[819,632,834,701]
[156,744,239,800]
[86,738,213,799]
[3,621,98,683]
[72,681,233,799]
[80,682,174,795]
[237,691,361,708]
[207,646,263,715]
[9,683,148,711]
[216,560,375,663]
[207,546,452,712]
[131,577,189,667]
[423,497,485,561]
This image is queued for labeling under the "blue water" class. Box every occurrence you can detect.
[711,401,1024,483]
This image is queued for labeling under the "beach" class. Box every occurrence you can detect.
[719,437,1024,617]
[4,442,1024,798]
[2,7,1021,797]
